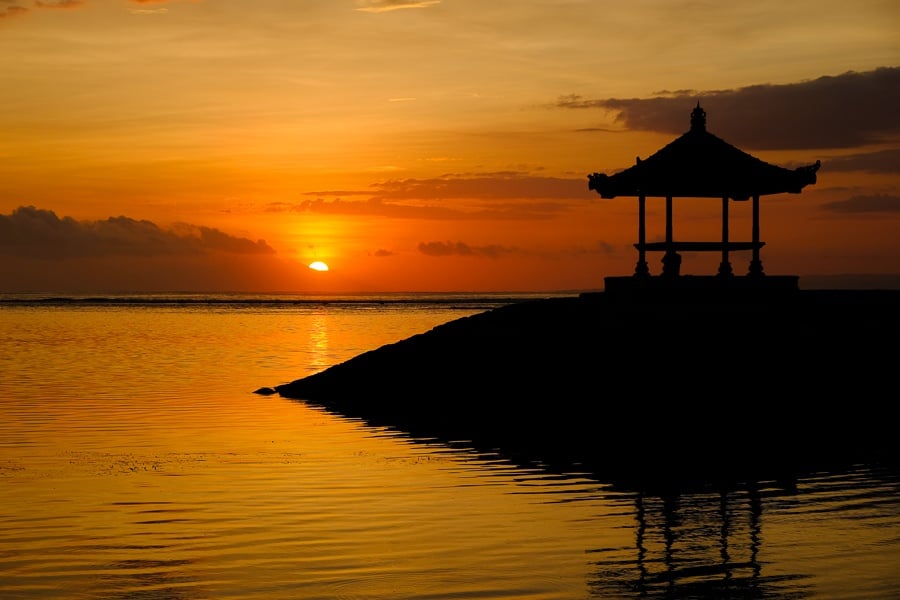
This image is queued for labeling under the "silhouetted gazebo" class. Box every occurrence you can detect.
[588,103,820,295]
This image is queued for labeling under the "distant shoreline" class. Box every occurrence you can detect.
[0,291,559,308]
[273,289,900,486]
[3,274,900,303]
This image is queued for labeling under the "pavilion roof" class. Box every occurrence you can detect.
[588,104,820,200]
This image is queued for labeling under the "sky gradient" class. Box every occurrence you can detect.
[1,0,898,292]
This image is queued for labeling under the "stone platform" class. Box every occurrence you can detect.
[603,274,799,302]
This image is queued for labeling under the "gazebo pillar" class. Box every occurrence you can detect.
[748,194,765,276]
[634,194,650,276]
[665,196,673,243]
[661,195,681,277]
[717,196,733,276]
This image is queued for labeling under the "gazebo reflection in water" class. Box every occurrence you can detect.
[588,103,820,299]
[588,483,814,599]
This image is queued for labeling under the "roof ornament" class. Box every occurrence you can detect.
[690,101,706,132]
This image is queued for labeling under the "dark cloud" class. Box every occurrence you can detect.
[820,148,900,174]
[821,194,900,213]
[418,241,517,259]
[559,67,900,151]
[372,248,396,257]
[0,206,274,259]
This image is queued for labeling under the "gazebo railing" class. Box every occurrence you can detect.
[635,241,765,252]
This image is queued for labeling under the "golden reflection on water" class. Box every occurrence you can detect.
[307,309,330,374]
[1,303,631,598]
[2,394,631,599]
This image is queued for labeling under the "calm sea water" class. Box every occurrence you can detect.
[1,293,898,600]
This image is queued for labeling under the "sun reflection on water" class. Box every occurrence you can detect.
[307,309,331,374]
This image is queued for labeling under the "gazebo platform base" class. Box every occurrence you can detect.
[603,274,799,302]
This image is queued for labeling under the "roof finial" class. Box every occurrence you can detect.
[690,101,706,132]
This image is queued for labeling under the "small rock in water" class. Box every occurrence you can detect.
[254,387,277,395]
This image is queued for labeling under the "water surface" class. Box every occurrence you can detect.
[1,294,898,599]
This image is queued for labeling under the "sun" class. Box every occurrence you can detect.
[308,261,329,272]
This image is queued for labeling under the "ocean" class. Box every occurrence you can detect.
[1,293,898,600]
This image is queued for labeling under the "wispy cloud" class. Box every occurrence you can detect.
[266,172,588,221]
[417,239,617,260]
[131,7,168,15]
[0,206,274,259]
[129,0,173,9]
[821,194,900,213]
[271,197,475,221]
[34,0,86,8]
[367,172,587,201]
[820,149,900,175]
[559,67,900,151]
[273,196,571,221]
[0,1,27,19]
[1,0,180,19]
[355,0,440,13]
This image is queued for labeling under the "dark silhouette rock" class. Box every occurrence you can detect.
[273,290,900,485]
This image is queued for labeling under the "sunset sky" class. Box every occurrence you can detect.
[1,0,898,293]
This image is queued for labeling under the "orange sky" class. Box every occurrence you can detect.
[1,0,898,293]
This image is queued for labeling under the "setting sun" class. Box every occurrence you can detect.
[308,261,329,272]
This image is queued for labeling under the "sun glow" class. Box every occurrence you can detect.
[308,261,329,272]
